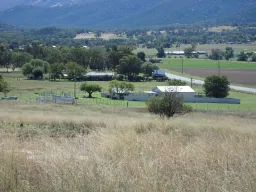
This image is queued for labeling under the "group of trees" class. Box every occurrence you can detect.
[0,43,159,80]
[206,47,256,62]
[1,22,256,52]
[79,80,135,98]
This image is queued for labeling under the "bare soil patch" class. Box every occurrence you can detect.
[208,26,237,32]
[172,68,256,85]
[75,33,120,40]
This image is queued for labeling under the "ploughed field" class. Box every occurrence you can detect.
[172,68,256,86]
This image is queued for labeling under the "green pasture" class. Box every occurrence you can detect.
[1,71,256,112]
[135,43,256,56]
[159,58,256,69]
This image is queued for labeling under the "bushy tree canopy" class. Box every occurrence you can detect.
[141,62,159,77]
[168,79,187,86]
[184,47,194,58]
[224,47,234,60]
[209,49,223,60]
[108,80,135,93]
[80,83,102,98]
[147,91,192,118]
[118,55,143,77]
[21,59,50,79]
[156,46,166,58]
[237,51,248,61]
[203,75,230,98]
[137,51,146,62]
[0,75,11,97]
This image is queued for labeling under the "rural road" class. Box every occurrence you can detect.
[165,73,256,94]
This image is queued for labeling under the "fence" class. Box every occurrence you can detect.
[36,92,75,104]
[187,97,241,104]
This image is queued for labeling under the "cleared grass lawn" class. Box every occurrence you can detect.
[159,58,256,69]
[136,43,256,55]
[1,71,256,111]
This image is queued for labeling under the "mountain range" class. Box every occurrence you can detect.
[0,0,255,28]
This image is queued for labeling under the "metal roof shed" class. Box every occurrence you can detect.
[152,86,196,101]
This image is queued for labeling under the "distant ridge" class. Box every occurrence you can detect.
[0,0,255,28]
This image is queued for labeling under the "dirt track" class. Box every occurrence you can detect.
[172,68,256,85]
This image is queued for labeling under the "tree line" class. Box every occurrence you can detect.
[1,22,256,50]
[0,43,159,81]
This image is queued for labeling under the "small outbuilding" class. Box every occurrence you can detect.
[152,86,196,101]
[153,70,166,78]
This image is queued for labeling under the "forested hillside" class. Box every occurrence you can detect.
[0,0,255,28]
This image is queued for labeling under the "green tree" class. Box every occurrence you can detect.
[11,52,33,71]
[118,55,143,77]
[32,67,44,79]
[141,62,159,77]
[0,76,11,97]
[224,47,234,60]
[237,51,248,61]
[118,45,135,56]
[65,62,85,80]
[21,63,34,77]
[80,83,102,98]
[0,45,12,72]
[137,52,146,62]
[209,49,223,60]
[147,91,192,118]
[191,42,197,51]
[45,47,63,64]
[25,42,45,59]
[184,47,194,58]
[88,47,106,71]
[156,46,166,58]
[70,47,90,69]
[108,80,135,94]
[168,79,187,86]
[50,63,65,81]
[107,45,122,70]
[250,53,256,62]
[21,59,50,79]
[203,75,230,98]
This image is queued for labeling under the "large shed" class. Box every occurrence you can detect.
[84,72,115,81]
[152,86,196,101]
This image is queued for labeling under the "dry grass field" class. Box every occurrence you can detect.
[1,101,256,191]
[74,32,121,40]
[207,26,237,32]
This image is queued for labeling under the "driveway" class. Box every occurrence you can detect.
[165,73,256,94]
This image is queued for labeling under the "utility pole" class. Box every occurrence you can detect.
[182,57,184,74]
[74,74,76,99]
[218,60,220,76]
[190,77,193,88]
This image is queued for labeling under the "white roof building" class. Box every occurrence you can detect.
[152,86,195,93]
[85,72,114,77]
[152,86,196,101]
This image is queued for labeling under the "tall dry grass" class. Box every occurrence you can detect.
[0,101,256,191]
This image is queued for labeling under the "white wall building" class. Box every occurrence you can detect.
[124,91,157,101]
[152,86,196,101]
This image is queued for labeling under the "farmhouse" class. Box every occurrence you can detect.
[152,86,196,101]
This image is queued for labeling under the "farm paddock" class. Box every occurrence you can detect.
[172,68,256,86]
